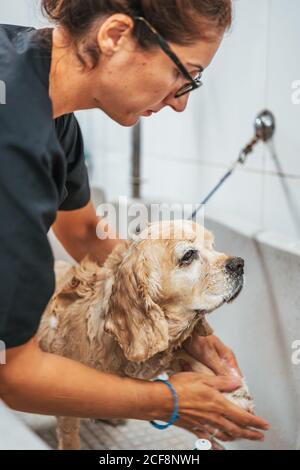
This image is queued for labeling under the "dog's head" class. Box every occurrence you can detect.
[104,220,244,363]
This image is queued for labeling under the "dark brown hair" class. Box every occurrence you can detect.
[41,0,232,67]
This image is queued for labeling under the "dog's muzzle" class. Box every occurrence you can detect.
[224,257,245,303]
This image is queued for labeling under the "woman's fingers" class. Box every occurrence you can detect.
[205,355,229,376]
[175,419,210,440]
[197,380,269,432]
[188,417,232,442]
[200,374,242,392]
[178,412,250,443]
[221,399,269,431]
[169,371,269,444]
[176,407,265,445]
[195,336,242,377]
[180,402,267,441]
[220,355,243,377]
[175,420,226,450]
[201,423,233,442]
[199,412,266,441]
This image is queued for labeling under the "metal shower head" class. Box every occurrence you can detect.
[190,109,277,219]
[255,110,276,142]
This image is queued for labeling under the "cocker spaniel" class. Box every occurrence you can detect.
[38,220,253,450]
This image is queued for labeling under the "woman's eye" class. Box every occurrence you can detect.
[180,250,198,266]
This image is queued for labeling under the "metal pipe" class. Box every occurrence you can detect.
[131,122,142,199]
[190,110,276,220]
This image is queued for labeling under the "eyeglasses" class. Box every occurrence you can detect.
[134,16,203,98]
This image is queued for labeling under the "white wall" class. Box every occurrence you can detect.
[141,0,300,244]
[0,0,48,27]
[84,0,300,243]
[2,1,299,243]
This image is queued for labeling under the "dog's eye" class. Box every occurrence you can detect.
[179,249,199,266]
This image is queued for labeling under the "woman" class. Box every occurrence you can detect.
[0,0,269,445]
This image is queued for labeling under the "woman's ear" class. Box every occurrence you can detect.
[97,13,135,56]
[104,248,169,363]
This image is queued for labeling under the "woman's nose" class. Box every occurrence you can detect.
[163,91,190,113]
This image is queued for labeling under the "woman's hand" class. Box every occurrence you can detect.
[183,334,242,377]
[2,340,269,447]
[167,372,269,443]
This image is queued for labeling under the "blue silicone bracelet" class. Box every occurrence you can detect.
[150,379,180,430]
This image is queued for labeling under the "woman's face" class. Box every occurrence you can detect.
[89,18,224,126]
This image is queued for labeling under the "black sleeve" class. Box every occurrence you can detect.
[0,131,59,349]
[56,113,91,211]
[0,25,88,348]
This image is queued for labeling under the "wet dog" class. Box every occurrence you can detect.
[38,220,253,450]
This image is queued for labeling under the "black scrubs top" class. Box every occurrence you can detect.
[0,25,91,348]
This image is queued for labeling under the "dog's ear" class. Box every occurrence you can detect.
[104,247,169,363]
[52,257,101,309]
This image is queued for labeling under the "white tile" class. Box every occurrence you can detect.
[263,0,300,177]
[142,156,265,228]
[262,173,300,240]
[90,153,131,202]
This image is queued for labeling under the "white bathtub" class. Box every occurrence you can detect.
[204,210,300,450]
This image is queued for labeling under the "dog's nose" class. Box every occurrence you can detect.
[225,257,244,275]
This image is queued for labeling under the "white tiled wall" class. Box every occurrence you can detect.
[81,0,299,242]
[140,0,300,242]
[0,0,48,27]
[2,1,299,241]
